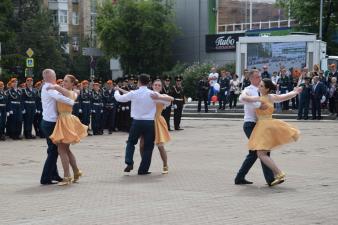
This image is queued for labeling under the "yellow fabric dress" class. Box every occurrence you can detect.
[248,95,300,150]
[154,103,171,145]
[50,91,88,144]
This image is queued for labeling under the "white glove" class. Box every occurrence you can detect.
[22,110,26,114]
[36,110,41,114]
[101,110,103,113]
[10,110,13,115]
[79,109,82,113]
[122,107,125,111]
[320,95,326,103]
[7,112,10,117]
[126,106,129,110]
[91,110,96,113]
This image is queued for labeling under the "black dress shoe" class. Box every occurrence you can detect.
[52,176,63,182]
[41,180,58,185]
[0,135,5,141]
[124,165,133,172]
[108,131,113,134]
[138,171,151,175]
[175,128,184,131]
[25,135,36,139]
[304,117,308,120]
[234,179,253,185]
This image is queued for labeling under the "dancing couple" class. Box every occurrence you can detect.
[114,74,173,175]
[235,70,301,186]
[40,69,87,186]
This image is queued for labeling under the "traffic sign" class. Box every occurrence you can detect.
[26,58,34,68]
[26,48,34,57]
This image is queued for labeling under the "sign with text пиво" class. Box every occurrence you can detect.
[205,33,244,52]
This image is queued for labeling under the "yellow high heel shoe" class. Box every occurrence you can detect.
[58,177,72,186]
[162,166,169,174]
[73,170,83,183]
[270,172,286,186]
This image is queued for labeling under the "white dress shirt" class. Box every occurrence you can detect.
[208,72,219,87]
[114,86,169,120]
[239,85,261,122]
[42,82,75,122]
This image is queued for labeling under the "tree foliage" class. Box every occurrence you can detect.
[97,0,179,75]
[277,0,338,54]
[0,0,68,81]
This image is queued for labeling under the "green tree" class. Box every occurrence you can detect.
[277,0,338,54]
[0,0,69,80]
[18,10,68,78]
[97,0,179,75]
[0,0,14,43]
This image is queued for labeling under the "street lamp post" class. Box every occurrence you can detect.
[319,0,323,40]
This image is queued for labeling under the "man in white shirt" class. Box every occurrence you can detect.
[234,69,274,186]
[114,74,166,175]
[208,67,219,105]
[40,69,75,185]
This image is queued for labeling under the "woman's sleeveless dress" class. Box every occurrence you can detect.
[50,91,88,144]
[248,96,300,150]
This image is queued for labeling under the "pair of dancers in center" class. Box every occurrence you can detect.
[116,79,173,174]
[240,78,302,186]
[47,74,88,186]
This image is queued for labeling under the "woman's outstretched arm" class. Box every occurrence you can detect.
[270,87,302,103]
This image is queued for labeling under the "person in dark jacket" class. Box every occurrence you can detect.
[217,70,230,110]
[161,76,173,129]
[33,81,44,138]
[22,77,37,139]
[311,76,327,120]
[102,80,118,134]
[297,77,312,120]
[197,75,209,113]
[6,78,23,140]
[0,81,7,141]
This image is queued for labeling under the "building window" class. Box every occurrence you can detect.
[91,0,97,13]
[51,10,58,25]
[72,12,79,25]
[59,10,68,25]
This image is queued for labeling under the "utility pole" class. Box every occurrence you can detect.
[249,0,252,30]
[319,0,323,40]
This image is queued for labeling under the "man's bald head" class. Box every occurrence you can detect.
[42,69,56,83]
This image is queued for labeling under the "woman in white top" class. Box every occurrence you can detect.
[229,74,241,109]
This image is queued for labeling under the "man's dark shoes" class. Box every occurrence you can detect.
[124,165,133,172]
[138,171,151,175]
[235,179,253,185]
[52,176,63,182]
[41,180,58,185]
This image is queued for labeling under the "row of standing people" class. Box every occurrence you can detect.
[197,68,241,113]
[0,75,186,141]
[196,64,338,120]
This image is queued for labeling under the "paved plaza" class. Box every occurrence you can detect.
[1,118,337,225]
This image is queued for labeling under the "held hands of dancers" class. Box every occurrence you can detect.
[150,93,174,102]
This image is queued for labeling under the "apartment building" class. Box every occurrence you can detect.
[42,0,103,55]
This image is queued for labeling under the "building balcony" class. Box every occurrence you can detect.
[218,19,297,34]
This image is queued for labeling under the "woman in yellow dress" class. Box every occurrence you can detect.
[241,78,302,186]
[47,75,88,186]
[116,79,173,174]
